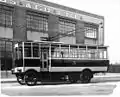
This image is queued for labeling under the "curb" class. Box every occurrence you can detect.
[1,80,17,83]
[1,79,17,83]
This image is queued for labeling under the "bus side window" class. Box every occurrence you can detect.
[33,43,39,57]
[24,47,31,57]
[24,43,31,57]
[33,47,39,57]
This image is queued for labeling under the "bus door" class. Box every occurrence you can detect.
[41,50,49,71]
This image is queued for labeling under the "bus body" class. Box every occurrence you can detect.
[12,41,109,86]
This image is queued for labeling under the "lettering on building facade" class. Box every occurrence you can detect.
[0,0,83,20]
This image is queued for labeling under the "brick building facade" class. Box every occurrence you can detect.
[0,0,104,70]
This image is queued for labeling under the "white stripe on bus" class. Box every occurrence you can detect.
[14,66,107,72]
[50,67,107,72]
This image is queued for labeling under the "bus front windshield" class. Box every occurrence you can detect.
[15,47,22,59]
[14,43,23,67]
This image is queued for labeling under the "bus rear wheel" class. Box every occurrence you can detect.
[16,74,25,85]
[24,71,38,86]
[80,70,93,83]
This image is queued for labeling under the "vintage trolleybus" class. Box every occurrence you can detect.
[12,41,109,86]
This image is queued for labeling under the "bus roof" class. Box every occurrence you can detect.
[21,40,108,48]
[25,40,64,44]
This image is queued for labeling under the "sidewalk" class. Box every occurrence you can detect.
[1,73,120,83]
[1,70,16,83]
[0,78,17,83]
[94,73,120,77]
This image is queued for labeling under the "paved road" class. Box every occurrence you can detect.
[1,76,120,96]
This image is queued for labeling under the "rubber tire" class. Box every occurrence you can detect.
[80,70,92,83]
[24,71,37,86]
[17,75,26,85]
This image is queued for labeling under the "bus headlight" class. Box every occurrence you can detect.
[12,67,23,73]
[11,69,14,74]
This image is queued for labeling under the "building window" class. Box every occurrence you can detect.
[0,5,13,27]
[26,12,48,32]
[0,40,13,70]
[85,38,97,45]
[84,23,98,39]
[59,18,76,36]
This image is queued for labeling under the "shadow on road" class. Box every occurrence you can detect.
[34,77,120,86]
[36,80,71,86]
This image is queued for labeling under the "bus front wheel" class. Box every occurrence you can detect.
[16,74,25,85]
[24,71,38,86]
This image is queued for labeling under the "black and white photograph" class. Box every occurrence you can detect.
[0,0,120,96]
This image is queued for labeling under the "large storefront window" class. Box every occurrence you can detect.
[0,5,13,27]
[59,18,76,35]
[84,23,98,38]
[26,11,48,32]
[84,23,98,44]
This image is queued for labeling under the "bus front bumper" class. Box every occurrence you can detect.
[11,67,24,74]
